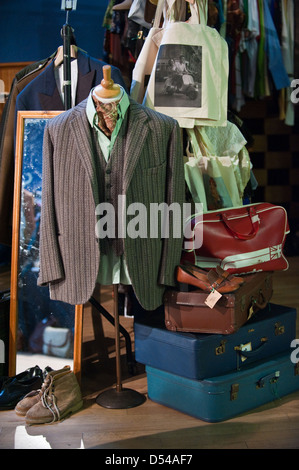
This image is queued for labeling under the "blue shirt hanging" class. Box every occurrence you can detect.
[263,0,290,90]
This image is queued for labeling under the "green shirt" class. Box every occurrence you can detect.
[86,89,131,285]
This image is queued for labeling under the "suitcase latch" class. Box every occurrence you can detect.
[230,383,239,401]
[274,322,285,336]
[215,340,227,355]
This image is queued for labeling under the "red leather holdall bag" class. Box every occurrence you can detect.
[181,203,290,274]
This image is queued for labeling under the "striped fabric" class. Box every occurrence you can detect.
[38,97,185,310]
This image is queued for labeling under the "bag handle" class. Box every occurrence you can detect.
[256,371,280,389]
[153,0,166,28]
[221,206,260,240]
[235,337,268,359]
[153,0,186,28]
[253,291,269,310]
[154,0,207,28]
[188,0,208,25]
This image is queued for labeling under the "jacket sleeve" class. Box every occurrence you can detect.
[37,122,65,287]
[158,120,185,286]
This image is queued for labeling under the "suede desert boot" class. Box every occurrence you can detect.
[15,366,69,416]
[25,367,83,425]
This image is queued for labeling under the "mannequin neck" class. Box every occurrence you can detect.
[92,86,124,103]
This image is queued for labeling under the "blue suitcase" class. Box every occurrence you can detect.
[134,303,297,380]
[146,351,299,422]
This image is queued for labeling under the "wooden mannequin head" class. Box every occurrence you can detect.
[93,65,123,102]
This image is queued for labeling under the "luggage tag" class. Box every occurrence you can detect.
[205,289,222,309]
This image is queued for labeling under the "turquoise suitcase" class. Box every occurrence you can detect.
[146,351,299,422]
[135,303,297,380]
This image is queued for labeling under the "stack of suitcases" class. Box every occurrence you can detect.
[134,270,299,422]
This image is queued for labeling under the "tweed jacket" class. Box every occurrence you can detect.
[37,97,185,310]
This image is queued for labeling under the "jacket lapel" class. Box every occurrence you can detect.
[69,100,100,205]
[38,61,65,110]
[38,51,96,110]
[76,51,96,102]
[123,98,149,192]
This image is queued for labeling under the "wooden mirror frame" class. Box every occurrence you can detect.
[9,111,83,380]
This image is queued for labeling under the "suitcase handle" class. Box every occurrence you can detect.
[251,291,269,311]
[256,370,280,388]
[235,337,268,358]
[221,207,260,240]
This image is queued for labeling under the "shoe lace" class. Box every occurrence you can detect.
[40,375,61,423]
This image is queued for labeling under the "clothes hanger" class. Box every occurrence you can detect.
[93,65,123,102]
[54,44,77,67]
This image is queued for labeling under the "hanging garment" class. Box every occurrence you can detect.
[0,56,54,246]
[128,0,152,29]
[255,0,267,97]
[0,49,127,247]
[225,0,245,108]
[37,96,185,310]
[280,0,294,126]
[295,1,299,79]
[239,0,260,98]
[263,0,290,91]
[15,50,128,113]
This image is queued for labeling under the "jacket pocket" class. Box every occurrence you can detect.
[141,160,167,177]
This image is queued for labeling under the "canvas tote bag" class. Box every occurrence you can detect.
[142,0,229,127]
[130,0,186,103]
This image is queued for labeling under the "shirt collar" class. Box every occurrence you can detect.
[86,87,129,129]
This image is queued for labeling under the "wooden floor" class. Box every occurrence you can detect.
[0,258,299,450]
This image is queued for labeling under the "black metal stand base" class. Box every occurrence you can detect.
[96,387,146,409]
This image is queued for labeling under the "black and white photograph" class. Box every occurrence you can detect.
[154,44,202,108]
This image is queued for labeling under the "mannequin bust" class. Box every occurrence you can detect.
[92,65,125,137]
[93,65,123,102]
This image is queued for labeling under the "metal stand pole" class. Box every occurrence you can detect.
[62,22,72,110]
[96,285,146,409]
[89,295,135,374]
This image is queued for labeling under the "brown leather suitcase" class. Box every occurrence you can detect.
[164,272,273,334]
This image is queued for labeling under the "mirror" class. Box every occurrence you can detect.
[9,111,83,379]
